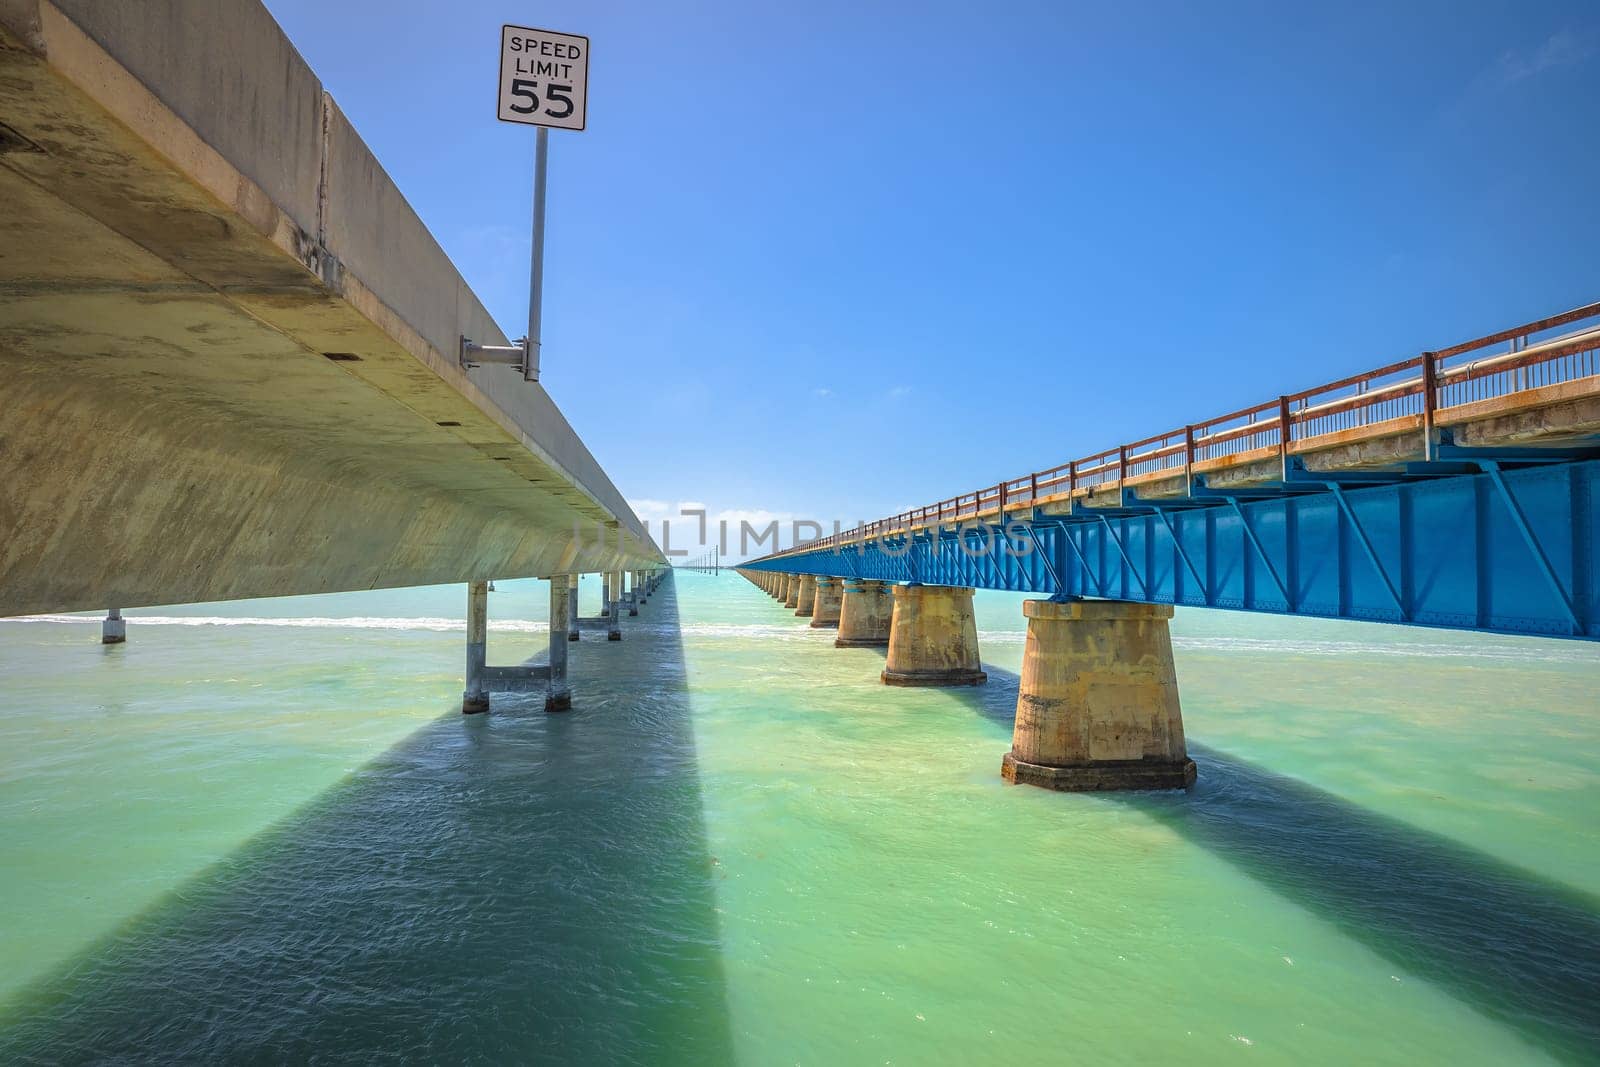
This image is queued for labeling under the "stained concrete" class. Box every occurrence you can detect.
[794,574,817,618]
[1002,600,1195,791]
[0,0,660,616]
[835,579,891,647]
[881,585,986,687]
[809,575,842,628]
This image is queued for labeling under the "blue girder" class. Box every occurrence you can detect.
[744,456,1600,640]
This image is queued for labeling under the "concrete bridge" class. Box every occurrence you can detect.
[739,302,1600,792]
[0,0,664,713]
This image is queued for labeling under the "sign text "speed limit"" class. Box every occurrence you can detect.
[498,25,589,130]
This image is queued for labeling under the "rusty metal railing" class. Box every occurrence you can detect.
[776,302,1600,556]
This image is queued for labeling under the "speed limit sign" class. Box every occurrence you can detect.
[498,25,588,130]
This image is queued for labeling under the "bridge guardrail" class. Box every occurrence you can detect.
[777,301,1600,557]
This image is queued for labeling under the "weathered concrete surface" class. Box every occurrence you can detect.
[809,575,842,628]
[882,585,986,687]
[0,0,661,616]
[794,574,817,617]
[836,579,891,647]
[1002,600,1195,791]
[784,575,801,609]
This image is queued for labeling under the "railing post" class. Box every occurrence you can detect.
[1069,460,1077,493]
[1118,445,1127,484]
[1421,351,1438,461]
[1277,395,1291,481]
[1030,472,1038,503]
[1184,425,1196,485]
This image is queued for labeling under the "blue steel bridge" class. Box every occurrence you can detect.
[743,302,1600,642]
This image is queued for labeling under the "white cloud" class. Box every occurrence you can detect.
[813,387,833,398]
[1494,28,1595,86]
[887,385,913,399]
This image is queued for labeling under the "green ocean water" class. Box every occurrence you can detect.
[0,571,1596,1063]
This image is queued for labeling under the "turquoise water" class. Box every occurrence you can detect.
[0,573,1597,1063]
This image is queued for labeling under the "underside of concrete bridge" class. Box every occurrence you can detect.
[0,0,663,618]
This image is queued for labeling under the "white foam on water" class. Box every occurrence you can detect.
[8,614,551,634]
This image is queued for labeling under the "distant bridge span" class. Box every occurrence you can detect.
[746,302,1600,642]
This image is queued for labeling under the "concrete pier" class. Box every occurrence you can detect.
[810,576,842,628]
[546,578,571,712]
[607,573,623,641]
[566,574,581,641]
[882,584,986,687]
[101,607,125,645]
[627,571,639,616]
[1001,600,1195,791]
[795,574,818,617]
[771,574,785,599]
[601,572,613,618]
[836,580,892,647]
[463,580,490,714]
[784,575,801,609]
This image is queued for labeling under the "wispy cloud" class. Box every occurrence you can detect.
[1492,28,1595,86]
[813,387,833,398]
[887,385,913,399]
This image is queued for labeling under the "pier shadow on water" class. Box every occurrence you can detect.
[952,663,1600,1064]
[0,575,734,1065]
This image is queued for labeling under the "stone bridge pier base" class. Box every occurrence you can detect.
[810,575,843,627]
[101,607,126,645]
[784,574,801,609]
[795,574,818,617]
[836,579,892,647]
[772,574,787,600]
[1002,600,1195,791]
[882,584,986,686]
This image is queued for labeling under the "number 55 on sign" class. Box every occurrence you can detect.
[498,25,588,130]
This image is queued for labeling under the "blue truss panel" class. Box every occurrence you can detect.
[745,459,1600,642]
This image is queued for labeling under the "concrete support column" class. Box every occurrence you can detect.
[635,570,647,604]
[810,575,843,628]
[607,572,623,641]
[784,574,801,609]
[881,584,986,687]
[1001,600,1195,791]
[601,571,613,618]
[794,574,818,617]
[566,574,581,641]
[463,580,490,713]
[546,578,572,712]
[101,607,126,645]
[628,570,639,616]
[836,579,892,647]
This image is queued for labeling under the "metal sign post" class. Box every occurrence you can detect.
[462,25,589,382]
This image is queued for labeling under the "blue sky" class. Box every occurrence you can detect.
[265,0,1599,554]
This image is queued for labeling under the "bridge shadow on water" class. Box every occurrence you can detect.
[0,576,734,1065]
[948,661,1600,1063]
